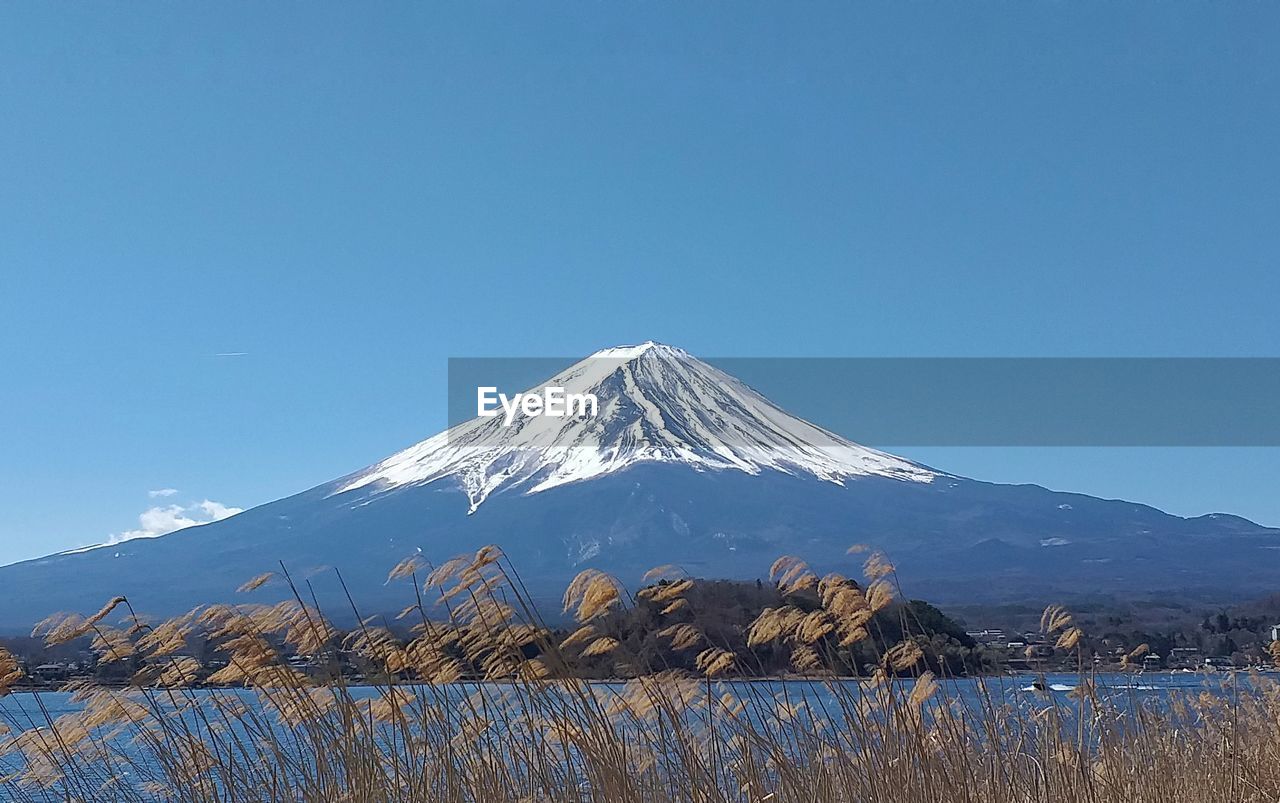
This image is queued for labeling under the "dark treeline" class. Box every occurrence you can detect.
[0,578,990,686]
[564,578,987,678]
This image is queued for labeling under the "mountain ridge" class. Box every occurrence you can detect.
[0,341,1276,630]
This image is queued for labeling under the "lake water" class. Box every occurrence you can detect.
[1,672,1262,797]
[0,670,1253,726]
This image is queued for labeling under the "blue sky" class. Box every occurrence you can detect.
[2,3,1279,565]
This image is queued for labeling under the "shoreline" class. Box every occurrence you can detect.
[7,667,1273,696]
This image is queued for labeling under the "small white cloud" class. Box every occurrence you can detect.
[107,497,244,546]
[148,488,179,498]
[196,499,243,521]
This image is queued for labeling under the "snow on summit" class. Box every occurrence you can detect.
[334,342,936,512]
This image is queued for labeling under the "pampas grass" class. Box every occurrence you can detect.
[2,546,1280,801]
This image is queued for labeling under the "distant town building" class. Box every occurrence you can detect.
[31,663,70,683]
[1169,647,1201,669]
[965,629,1008,646]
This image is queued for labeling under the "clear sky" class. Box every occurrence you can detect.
[2,3,1278,565]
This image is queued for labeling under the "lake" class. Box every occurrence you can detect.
[0,670,1254,725]
[1,672,1265,799]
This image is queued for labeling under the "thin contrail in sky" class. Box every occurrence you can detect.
[213,352,249,357]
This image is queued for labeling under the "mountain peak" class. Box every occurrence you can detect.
[588,340,670,359]
[333,342,935,512]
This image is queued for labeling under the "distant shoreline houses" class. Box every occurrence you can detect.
[964,625,1280,672]
[26,660,78,683]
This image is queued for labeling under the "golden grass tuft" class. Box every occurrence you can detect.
[237,572,276,593]
[581,636,621,657]
[563,568,623,622]
[694,647,735,677]
[656,623,702,651]
[0,647,22,695]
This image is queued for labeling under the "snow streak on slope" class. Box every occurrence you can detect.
[334,342,936,513]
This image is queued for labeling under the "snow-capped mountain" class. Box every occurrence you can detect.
[336,342,934,513]
[1,342,1277,629]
